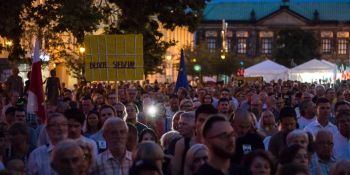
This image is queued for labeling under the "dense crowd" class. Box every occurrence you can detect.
[0,67,350,175]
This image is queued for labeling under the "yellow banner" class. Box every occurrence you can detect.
[84,34,144,81]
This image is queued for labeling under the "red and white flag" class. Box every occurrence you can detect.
[27,38,46,124]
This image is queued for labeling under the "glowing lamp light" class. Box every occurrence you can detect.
[194,64,201,72]
[221,54,226,59]
[192,58,197,63]
[79,47,86,53]
[147,105,158,117]
[5,41,12,46]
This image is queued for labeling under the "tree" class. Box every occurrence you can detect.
[104,0,209,76]
[0,0,33,63]
[184,42,258,77]
[273,29,320,67]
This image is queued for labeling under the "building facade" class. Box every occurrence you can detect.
[197,1,350,64]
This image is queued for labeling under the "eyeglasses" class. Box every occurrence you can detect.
[48,123,68,128]
[207,131,235,140]
[193,156,208,163]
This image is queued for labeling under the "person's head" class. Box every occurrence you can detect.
[335,101,350,115]
[220,88,231,99]
[76,141,94,174]
[184,144,209,175]
[93,93,104,105]
[279,144,309,167]
[14,107,26,124]
[139,128,159,144]
[168,95,179,111]
[50,69,56,77]
[9,91,20,105]
[6,159,25,175]
[178,111,195,137]
[5,107,16,125]
[46,113,68,145]
[172,111,184,131]
[276,163,310,175]
[315,85,325,97]
[126,123,138,152]
[107,92,117,106]
[160,131,181,150]
[279,107,297,134]
[114,102,127,119]
[64,108,85,139]
[217,98,230,114]
[326,88,336,101]
[259,110,276,133]
[134,141,164,173]
[242,150,274,175]
[314,129,333,160]
[300,100,315,119]
[233,109,253,137]
[8,123,29,149]
[81,97,93,114]
[102,117,128,153]
[343,90,350,101]
[99,104,116,124]
[203,93,213,104]
[51,139,85,175]
[12,67,19,75]
[336,110,350,138]
[126,103,139,122]
[127,88,138,102]
[195,104,218,137]
[302,92,313,102]
[316,97,331,120]
[86,111,101,132]
[329,160,350,175]
[286,130,309,150]
[179,99,194,111]
[129,160,162,175]
[202,115,235,159]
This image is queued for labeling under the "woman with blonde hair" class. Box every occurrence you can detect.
[183,144,209,175]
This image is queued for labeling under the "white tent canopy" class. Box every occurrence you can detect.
[244,59,289,82]
[289,59,337,83]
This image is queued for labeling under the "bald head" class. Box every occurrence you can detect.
[315,129,333,160]
[233,110,253,137]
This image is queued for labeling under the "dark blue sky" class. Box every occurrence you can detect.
[210,0,350,3]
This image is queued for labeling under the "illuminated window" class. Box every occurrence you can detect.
[207,38,216,53]
[338,39,348,55]
[237,38,247,54]
[322,39,332,54]
[261,38,272,54]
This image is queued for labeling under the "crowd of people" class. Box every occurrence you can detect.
[0,67,350,175]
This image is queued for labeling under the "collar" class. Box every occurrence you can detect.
[106,149,132,161]
[46,143,54,153]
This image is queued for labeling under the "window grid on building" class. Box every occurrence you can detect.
[207,38,216,52]
[338,39,348,55]
[261,38,272,54]
[237,38,247,54]
[227,38,232,52]
[322,39,332,54]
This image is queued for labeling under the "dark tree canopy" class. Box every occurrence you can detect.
[273,29,320,67]
[105,0,209,75]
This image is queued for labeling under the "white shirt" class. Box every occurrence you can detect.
[27,144,57,175]
[298,116,316,129]
[304,119,338,137]
[333,132,350,160]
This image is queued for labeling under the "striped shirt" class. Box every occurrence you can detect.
[90,149,133,175]
[27,144,57,175]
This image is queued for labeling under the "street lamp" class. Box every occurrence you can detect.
[79,47,86,54]
[194,64,201,72]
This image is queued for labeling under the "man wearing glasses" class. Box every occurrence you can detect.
[195,115,247,175]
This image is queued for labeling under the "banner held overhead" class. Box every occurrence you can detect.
[84,34,144,81]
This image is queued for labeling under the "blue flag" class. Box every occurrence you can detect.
[175,49,189,92]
